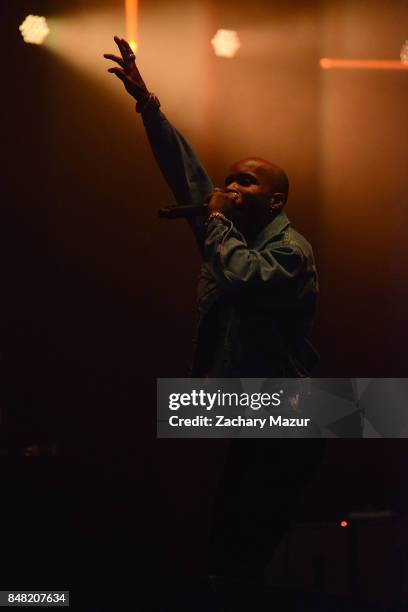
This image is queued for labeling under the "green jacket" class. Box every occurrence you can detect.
[142,108,319,377]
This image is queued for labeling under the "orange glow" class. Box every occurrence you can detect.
[340,520,348,528]
[125,0,138,53]
[320,58,408,71]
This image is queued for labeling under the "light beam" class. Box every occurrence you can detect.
[125,0,138,53]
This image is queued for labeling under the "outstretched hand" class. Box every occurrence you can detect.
[104,36,149,102]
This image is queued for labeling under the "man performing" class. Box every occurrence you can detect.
[105,36,324,611]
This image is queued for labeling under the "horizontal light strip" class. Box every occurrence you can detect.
[320,58,408,71]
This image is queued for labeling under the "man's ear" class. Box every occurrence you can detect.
[270,192,286,209]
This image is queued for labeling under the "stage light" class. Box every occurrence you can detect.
[401,40,408,64]
[19,15,50,45]
[211,29,240,58]
[340,520,348,528]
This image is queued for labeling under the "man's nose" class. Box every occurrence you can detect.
[226,183,241,194]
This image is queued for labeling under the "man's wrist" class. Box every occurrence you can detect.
[208,211,227,220]
[137,90,149,105]
[205,211,231,227]
[136,92,161,114]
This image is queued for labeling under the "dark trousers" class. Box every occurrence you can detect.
[207,438,326,579]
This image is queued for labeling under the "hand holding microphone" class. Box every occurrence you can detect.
[158,188,240,220]
[208,187,240,219]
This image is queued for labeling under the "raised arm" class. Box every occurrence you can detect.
[104,36,213,250]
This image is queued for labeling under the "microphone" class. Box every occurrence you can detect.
[158,190,239,219]
[158,204,209,219]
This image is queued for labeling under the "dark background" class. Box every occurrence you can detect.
[1,0,408,608]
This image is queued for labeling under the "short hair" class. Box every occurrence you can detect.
[242,157,289,200]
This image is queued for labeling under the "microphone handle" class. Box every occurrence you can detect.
[158,204,208,219]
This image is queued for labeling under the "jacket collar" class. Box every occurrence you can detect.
[251,210,291,249]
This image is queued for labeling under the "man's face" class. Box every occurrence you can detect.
[223,158,279,239]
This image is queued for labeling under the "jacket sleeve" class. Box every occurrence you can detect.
[204,215,305,293]
[141,107,213,252]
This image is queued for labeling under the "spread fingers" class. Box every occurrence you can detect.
[103,53,124,67]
